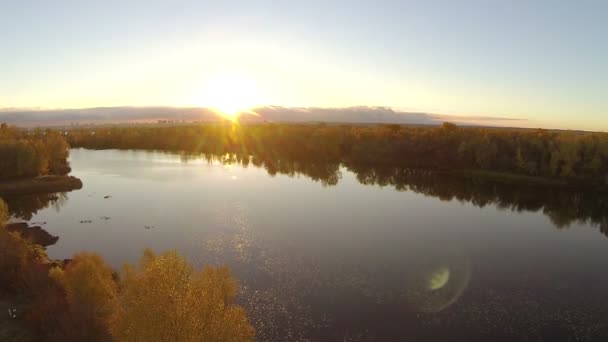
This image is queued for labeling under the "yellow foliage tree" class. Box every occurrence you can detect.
[50,252,119,341]
[0,198,7,225]
[112,249,254,342]
[0,199,46,292]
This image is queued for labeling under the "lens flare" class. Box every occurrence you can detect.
[197,74,260,121]
[426,266,451,291]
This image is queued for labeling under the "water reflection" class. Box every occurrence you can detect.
[193,152,608,236]
[182,152,343,187]
[346,165,608,235]
[3,192,69,221]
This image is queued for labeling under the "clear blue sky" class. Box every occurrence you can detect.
[1,1,606,130]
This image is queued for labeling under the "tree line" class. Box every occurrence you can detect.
[66,123,608,185]
[0,199,254,341]
[0,123,71,180]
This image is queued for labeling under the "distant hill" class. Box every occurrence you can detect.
[0,106,526,127]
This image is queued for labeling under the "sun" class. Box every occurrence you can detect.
[198,74,259,121]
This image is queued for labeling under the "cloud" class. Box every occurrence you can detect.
[431,114,527,122]
[0,107,219,126]
[252,106,441,125]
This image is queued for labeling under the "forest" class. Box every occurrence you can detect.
[0,124,71,180]
[0,199,254,341]
[66,123,608,186]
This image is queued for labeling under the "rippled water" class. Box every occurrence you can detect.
[6,149,608,341]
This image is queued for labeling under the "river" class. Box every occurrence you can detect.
[5,148,608,341]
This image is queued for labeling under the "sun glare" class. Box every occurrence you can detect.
[199,74,259,121]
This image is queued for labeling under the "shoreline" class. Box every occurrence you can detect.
[0,175,83,196]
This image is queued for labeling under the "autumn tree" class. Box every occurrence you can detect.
[112,249,254,342]
[0,198,7,225]
[48,252,119,341]
[0,123,72,179]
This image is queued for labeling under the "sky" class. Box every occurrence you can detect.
[1,0,606,131]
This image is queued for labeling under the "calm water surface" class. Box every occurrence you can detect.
[7,149,608,341]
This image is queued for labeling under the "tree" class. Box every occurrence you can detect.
[49,253,119,342]
[0,123,71,180]
[112,249,254,342]
[0,198,7,226]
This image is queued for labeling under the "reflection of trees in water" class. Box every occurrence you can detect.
[2,192,68,220]
[344,164,608,235]
[198,152,608,236]
[193,152,343,187]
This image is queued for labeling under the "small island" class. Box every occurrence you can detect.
[0,175,82,196]
[0,123,82,196]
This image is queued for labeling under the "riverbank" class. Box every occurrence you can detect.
[0,176,83,196]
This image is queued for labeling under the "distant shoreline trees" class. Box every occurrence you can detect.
[66,122,608,185]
